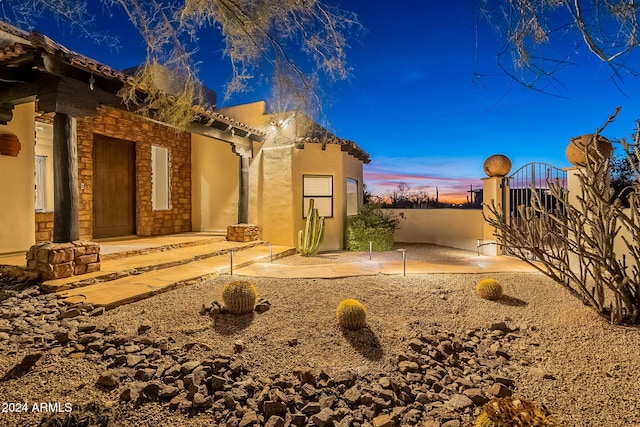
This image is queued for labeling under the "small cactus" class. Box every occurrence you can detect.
[336,299,367,330]
[474,412,495,427]
[474,397,560,426]
[476,278,504,300]
[222,281,257,315]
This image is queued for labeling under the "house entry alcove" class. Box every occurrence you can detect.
[93,134,136,238]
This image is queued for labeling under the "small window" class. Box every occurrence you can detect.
[35,155,47,211]
[303,175,333,218]
[152,146,170,210]
[346,178,358,216]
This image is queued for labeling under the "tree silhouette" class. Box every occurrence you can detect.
[480,0,640,92]
[2,0,361,125]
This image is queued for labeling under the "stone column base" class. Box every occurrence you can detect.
[26,241,101,280]
[226,224,260,242]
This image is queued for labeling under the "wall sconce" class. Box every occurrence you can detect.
[0,133,21,156]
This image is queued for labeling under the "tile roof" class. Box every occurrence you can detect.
[295,115,370,163]
[0,22,265,138]
[299,135,370,164]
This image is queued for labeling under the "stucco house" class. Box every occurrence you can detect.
[0,21,369,261]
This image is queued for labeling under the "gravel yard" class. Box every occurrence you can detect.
[0,244,639,426]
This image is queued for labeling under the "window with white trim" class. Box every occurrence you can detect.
[152,145,170,210]
[303,175,333,218]
[346,178,358,216]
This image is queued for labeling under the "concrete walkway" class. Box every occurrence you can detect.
[42,238,267,292]
[1,233,539,310]
[56,244,295,309]
[234,255,538,278]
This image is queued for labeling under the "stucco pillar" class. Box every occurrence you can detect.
[565,166,582,207]
[481,176,509,256]
[238,155,249,224]
[53,113,79,242]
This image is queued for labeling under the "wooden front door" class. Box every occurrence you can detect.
[93,135,136,238]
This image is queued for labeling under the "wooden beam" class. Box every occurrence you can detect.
[53,113,79,243]
[37,77,122,116]
[188,122,254,157]
[0,65,38,82]
[0,103,13,124]
[0,75,56,104]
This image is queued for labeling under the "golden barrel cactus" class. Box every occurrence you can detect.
[474,397,560,426]
[336,299,367,330]
[222,281,258,315]
[476,278,504,301]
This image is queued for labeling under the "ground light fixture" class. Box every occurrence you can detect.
[229,250,234,275]
[369,241,373,260]
[397,248,407,276]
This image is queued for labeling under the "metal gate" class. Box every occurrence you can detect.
[508,162,567,219]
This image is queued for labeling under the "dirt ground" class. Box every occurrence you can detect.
[1,244,639,426]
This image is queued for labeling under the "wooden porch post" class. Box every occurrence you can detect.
[238,156,249,224]
[53,113,80,242]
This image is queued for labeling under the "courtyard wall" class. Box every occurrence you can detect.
[385,208,484,253]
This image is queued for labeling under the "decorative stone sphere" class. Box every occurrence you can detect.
[566,134,613,167]
[483,154,512,177]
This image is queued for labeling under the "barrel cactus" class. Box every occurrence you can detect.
[222,281,257,315]
[474,412,494,427]
[474,397,559,426]
[336,299,367,330]
[476,278,504,301]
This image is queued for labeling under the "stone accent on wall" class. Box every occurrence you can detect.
[226,224,260,242]
[38,106,192,240]
[35,211,54,243]
[25,241,101,280]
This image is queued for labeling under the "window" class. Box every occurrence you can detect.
[346,178,358,216]
[303,175,333,218]
[152,146,170,210]
[35,155,47,211]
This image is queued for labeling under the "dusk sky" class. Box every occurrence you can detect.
[13,1,640,203]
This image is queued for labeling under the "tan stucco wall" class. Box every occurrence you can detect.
[387,208,484,252]
[219,102,270,129]
[191,133,239,232]
[219,101,365,250]
[249,143,296,245]
[293,143,363,251]
[0,102,36,253]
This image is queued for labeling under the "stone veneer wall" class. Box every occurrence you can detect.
[73,106,192,239]
[226,224,260,242]
[26,241,100,280]
[35,211,54,243]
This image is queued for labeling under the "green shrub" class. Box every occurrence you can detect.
[346,204,401,251]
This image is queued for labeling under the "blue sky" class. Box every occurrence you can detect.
[16,1,640,202]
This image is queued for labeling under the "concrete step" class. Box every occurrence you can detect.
[56,245,296,309]
[42,239,272,293]
[98,234,227,261]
